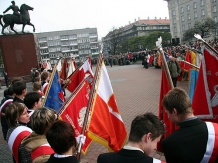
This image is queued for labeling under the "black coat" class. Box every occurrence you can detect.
[162,118,218,163]
[97,149,162,163]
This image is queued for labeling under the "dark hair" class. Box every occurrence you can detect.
[3,88,9,97]
[33,82,42,91]
[162,87,192,115]
[34,77,41,82]
[129,112,165,142]
[7,86,14,96]
[5,102,26,127]
[30,108,57,135]
[24,92,42,109]
[12,81,26,95]
[41,71,49,81]
[11,77,23,85]
[46,120,77,154]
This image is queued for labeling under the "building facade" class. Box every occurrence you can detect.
[35,28,99,64]
[166,0,218,42]
[102,18,170,55]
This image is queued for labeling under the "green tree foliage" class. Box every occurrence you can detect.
[183,17,218,41]
[121,31,171,52]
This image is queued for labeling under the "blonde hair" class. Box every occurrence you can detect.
[30,107,57,135]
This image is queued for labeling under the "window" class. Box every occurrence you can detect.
[193,2,197,9]
[172,10,176,16]
[187,5,190,11]
[213,6,217,12]
[194,11,198,18]
[173,18,176,24]
[201,9,205,16]
[182,25,185,32]
[181,7,184,13]
[181,16,184,22]
[188,14,191,20]
[201,0,204,6]
[174,27,177,33]
[188,23,191,29]
[215,16,218,23]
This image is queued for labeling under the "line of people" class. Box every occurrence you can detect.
[1,77,218,162]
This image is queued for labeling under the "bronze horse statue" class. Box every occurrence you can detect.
[0,4,35,35]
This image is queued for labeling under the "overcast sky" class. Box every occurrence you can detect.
[0,0,169,39]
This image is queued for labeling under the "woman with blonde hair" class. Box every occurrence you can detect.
[22,107,57,163]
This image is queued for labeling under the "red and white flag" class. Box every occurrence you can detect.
[66,59,93,93]
[58,79,92,154]
[158,69,177,152]
[87,61,127,152]
[192,47,218,122]
[67,58,76,78]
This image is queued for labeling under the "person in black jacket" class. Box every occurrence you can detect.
[97,112,165,163]
[162,87,218,163]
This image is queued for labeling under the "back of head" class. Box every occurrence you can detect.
[24,91,42,109]
[11,77,23,86]
[162,87,192,115]
[12,81,26,96]
[33,82,41,91]
[7,86,14,96]
[5,102,26,127]
[46,120,76,154]
[41,71,49,81]
[34,77,41,83]
[30,107,56,135]
[129,112,165,142]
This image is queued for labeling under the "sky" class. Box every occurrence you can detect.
[0,0,169,39]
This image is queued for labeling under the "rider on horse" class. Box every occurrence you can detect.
[3,1,22,23]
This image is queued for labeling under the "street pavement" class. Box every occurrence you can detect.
[0,61,189,163]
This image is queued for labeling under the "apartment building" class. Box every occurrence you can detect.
[165,0,218,42]
[102,18,170,55]
[35,28,99,64]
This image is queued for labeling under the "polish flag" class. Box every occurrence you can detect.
[192,47,218,122]
[87,61,127,152]
[59,79,92,154]
[66,59,93,93]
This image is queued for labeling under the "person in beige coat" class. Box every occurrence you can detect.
[22,107,57,163]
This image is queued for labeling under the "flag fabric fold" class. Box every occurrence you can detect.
[87,61,127,152]
[192,47,218,122]
[44,69,65,112]
[66,59,94,93]
[188,69,199,103]
[158,69,177,152]
[67,58,76,78]
[58,79,92,154]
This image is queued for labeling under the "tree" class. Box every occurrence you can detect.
[107,27,124,55]
[183,17,218,41]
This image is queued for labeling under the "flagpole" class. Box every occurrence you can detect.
[194,34,218,57]
[76,52,103,161]
[42,58,62,106]
[156,37,174,89]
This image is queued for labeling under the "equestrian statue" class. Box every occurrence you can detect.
[0,1,35,35]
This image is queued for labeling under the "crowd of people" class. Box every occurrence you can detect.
[0,39,218,162]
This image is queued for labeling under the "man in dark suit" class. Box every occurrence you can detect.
[162,87,218,163]
[97,112,165,163]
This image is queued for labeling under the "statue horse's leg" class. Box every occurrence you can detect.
[27,22,35,32]
[22,23,26,33]
[2,24,9,35]
[10,24,18,34]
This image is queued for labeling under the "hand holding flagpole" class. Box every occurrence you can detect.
[156,36,174,89]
